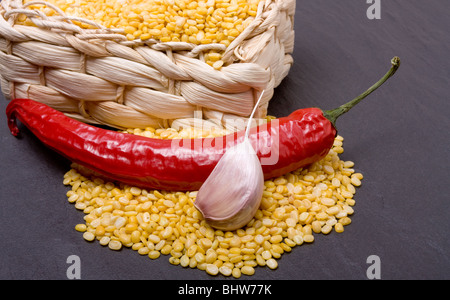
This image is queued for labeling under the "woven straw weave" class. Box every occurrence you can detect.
[0,0,295,130]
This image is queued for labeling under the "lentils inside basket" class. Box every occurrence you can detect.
[64,124,363,278]
[20,0,262,69]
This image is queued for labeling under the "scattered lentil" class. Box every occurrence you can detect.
[75,224,87,232]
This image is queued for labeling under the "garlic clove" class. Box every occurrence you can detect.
[194,138,264,231]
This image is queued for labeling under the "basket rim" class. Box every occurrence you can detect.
[0,0,285,62]
[0,0,296,130]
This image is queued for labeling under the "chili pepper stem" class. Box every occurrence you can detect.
[323,56,401,128]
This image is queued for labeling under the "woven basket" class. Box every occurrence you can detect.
[0,0,295,130]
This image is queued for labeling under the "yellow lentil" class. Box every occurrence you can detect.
[99,236,111,246]
[219,265,232,276]
[311,221,322,234]
[169,257,180,265]
[303,235,315,243]
[206,264,219,276]
[241,265,255,276]
[75,224,87,232]
[351,176,362,187]
[334,223,345,233]
[321,224,333,235]
[108,240,122,251]
[180,255,190,267]
[266,258,278,270]
[138,247,150,255]
[64,123,362,277]
[148,250,161,260]
[232,267,241,278]
[83,231,95,241]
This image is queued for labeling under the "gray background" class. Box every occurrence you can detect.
[1,0,449,280]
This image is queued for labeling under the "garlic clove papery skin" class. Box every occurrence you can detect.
[194,139,264,231]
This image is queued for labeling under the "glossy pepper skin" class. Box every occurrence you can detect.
[6,57,399,191]
[6,98,334,191]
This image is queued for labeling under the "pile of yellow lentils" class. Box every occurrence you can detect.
[64,125,363,278]
[20,0,262,68]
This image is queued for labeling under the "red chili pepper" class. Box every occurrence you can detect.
[6,57,399,191]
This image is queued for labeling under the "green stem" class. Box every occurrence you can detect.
[323,56,401,128]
